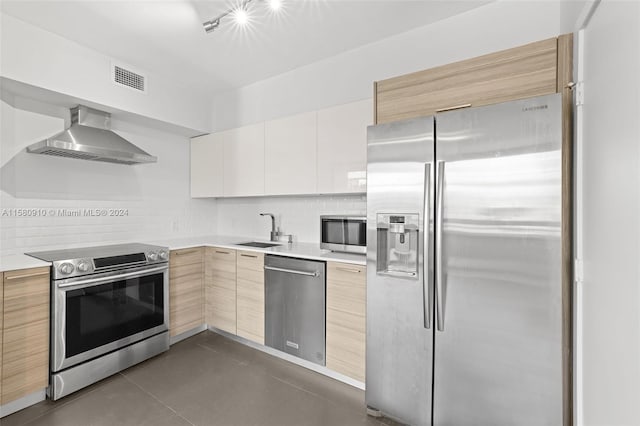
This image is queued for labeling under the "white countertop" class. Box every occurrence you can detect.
[0,255,51,273]
[0,235,366,273]
[150,235,367,266]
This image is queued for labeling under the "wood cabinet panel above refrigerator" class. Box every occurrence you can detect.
[374,37,561,124]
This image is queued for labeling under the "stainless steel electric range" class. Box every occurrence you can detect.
[27,243,170,400]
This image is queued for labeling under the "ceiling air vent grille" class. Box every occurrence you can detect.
[112,63,147,93]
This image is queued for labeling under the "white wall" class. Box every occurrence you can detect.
[1,13,211,134]
[0,99,217,256]
[581,1,640,425]
[216,194,365,243]
[210,0,583,131]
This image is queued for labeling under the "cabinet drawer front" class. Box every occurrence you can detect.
[3,267,50,283]
[2,319,49,404]
[3,267,50,328]
[209,247,237,262]
[237,251,264,272]
[169,252,203,337]
[236,252,264,344]
[206,247,236,289]
[209,274,236,291]
[237,277,265,345]
[170,247,203,266]
[170,262,203,282]
[170,276,203,305]
[209,267,236,283]
[328,263,365,282]
[237,277,264,299]
[2,267,50,404]
[326,262,366,382]
[326,308,366,382]
[327,262,366,316]
[236,267,263,284]
[206,285,236,334]
[170,304,204,337]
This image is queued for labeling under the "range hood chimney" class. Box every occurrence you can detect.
[27,106,157,165]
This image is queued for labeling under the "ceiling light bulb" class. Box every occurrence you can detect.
[234,8,249,25]
[268,0,282,11]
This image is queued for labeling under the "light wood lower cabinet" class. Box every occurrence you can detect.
[2,267,50,404]
[205,247,237,334]
[326,262,366,382]
[169,247,204,337]
[236,251,265,345]
[199,248,366,383]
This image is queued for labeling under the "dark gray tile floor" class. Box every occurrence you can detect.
[3,332,397,426]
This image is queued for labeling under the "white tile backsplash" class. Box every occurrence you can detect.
[2,191,365,255]
[215,194,366,243]
[0,185,218,257]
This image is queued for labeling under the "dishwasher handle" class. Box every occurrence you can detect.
[264,265,318,277]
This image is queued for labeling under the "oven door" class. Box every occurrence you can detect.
[52,264,169,372]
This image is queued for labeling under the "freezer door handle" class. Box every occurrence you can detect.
[423,162,431,329]
[435,160,445,332]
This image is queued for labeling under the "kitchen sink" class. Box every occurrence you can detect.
[235,241,281,248]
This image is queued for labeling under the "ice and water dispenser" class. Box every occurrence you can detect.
[376,213,419,278]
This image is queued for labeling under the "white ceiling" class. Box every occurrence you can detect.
[1,0,491,95]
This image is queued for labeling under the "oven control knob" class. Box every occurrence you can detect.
[77,262,90,273]
[59,262,75,275]
[148,252,158,261]
[158,250,168,261]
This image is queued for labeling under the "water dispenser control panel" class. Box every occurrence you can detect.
[376,213,419,278]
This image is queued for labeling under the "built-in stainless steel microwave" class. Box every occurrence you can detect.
[320,215,366,254]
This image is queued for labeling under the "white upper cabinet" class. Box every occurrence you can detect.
[223,122,265,197]
[265,111,317,195]
[191,133,223,198]
[317,99,372,194]
[190,101,371,198]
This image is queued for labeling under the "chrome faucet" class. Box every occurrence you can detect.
[260,213,279,241]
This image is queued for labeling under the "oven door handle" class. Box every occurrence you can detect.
[57,266,168,290]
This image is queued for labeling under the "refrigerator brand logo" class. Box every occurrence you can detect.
[522,105,548,112]
[286,340,299,350]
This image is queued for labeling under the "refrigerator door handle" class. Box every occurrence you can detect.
[423,162,431,329]
[435,160,445,332]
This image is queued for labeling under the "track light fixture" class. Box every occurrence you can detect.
[203,19,220,33]
[202,0,283,34]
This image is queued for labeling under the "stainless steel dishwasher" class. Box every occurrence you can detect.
[264,255,326,366]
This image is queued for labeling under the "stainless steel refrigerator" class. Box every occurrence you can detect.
[366,93,563,426]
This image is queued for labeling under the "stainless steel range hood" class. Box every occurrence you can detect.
[27,106,157,165]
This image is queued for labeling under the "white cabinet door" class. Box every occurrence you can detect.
[265,111,317,195]
[223,122,265,197]
[317,99,371,194]
[191,133,223,198]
